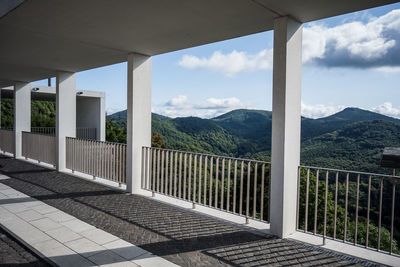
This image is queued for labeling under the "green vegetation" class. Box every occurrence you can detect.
[1,98,56,128]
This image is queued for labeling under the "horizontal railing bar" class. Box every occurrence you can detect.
[142,146,270,165]
[300,165,400,179]
[67,136,126,146]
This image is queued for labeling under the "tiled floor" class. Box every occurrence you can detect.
[0,155,382,266]
[0,181,178,267]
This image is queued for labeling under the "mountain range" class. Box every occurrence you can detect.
[108,107,400,174]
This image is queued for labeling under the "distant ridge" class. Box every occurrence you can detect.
[107,107,400,173]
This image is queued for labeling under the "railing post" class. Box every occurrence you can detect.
[270,16,303,238]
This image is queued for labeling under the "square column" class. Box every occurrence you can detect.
[270,16,303,238]
[13,82,31,158]
[126,53,152,194]
[56,72,76,171]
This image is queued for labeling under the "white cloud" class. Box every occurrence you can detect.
[372,66,400,73]
[301,102,346,119]
[178,9,400,75]
[303,9,400,67]
[154,95,246,118]
[178,49,272,77]
[372,102,400,119]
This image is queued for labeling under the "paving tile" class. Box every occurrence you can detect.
[65,237,106,258]
[2,202,30,213]
[45,210,76,223]
[31,203,59,215]
[61,219,96,233]
[88,250,137,266]
[32,239,94,267]
[45,226,82,243]
[21,198,43,207]
[16,209,44,222]
[80,228,119,245]
[103,239,148,260]
[31,217,62,232]
[0,206,17,222]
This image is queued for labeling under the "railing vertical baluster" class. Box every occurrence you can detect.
[378,177,383,251]
[193,154,197,203]
[183,153,187,199]
[246,161,251,223]
[215,158,219,208]
[165,150,169,193]
[157,149,161,192]
[260,164,265,221]
[390,170,396,255]
[188,154,192,201]
[209,157,213,206]
[323,171,329,245]
[344,173,349,242]
[296,166,301,230]
[366,175,371,248]
[220,158,225,210]
[355,174,360,245]
[198,155,202,203]
[239,161,244,215]
[152,149,156,192]
[233,160,238,214]
[314,169,319,235]
[203,156,208,205]
[178,152,182,198]
[253,163,258,219]
[141,147,145,188]
[227,159,231,212]
[174,151,178,197]
[334,171,339,240]
[305,168,310,232]
[161,150,165,193]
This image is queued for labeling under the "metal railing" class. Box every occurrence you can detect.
[22,131,56,166]
[142,146,271,223]
[76,127,97,140]
[66,137,127,185]
[30,127,97,140]
[0,128,14,155]
[31,127,56,136]
[297,165,399,255]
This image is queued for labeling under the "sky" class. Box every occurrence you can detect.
[35,3,400,119]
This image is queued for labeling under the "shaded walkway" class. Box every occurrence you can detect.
[0,155,376,266]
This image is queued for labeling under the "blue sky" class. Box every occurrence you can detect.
[36,3,400,119]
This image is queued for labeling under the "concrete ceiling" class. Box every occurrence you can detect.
[0,0,398,86]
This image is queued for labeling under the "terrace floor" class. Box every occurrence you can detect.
[0,155,383,267]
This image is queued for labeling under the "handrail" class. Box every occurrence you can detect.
[300,165,400,179]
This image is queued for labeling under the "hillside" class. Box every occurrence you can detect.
[301,107,400,139]
[108,107,400,173]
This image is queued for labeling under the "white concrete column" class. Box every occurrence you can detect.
[56,72,76,171]
[13,82,31,158]
[126,53,152,194]
[270,16,303,238]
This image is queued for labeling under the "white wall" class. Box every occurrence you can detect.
[76,96,105,141]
